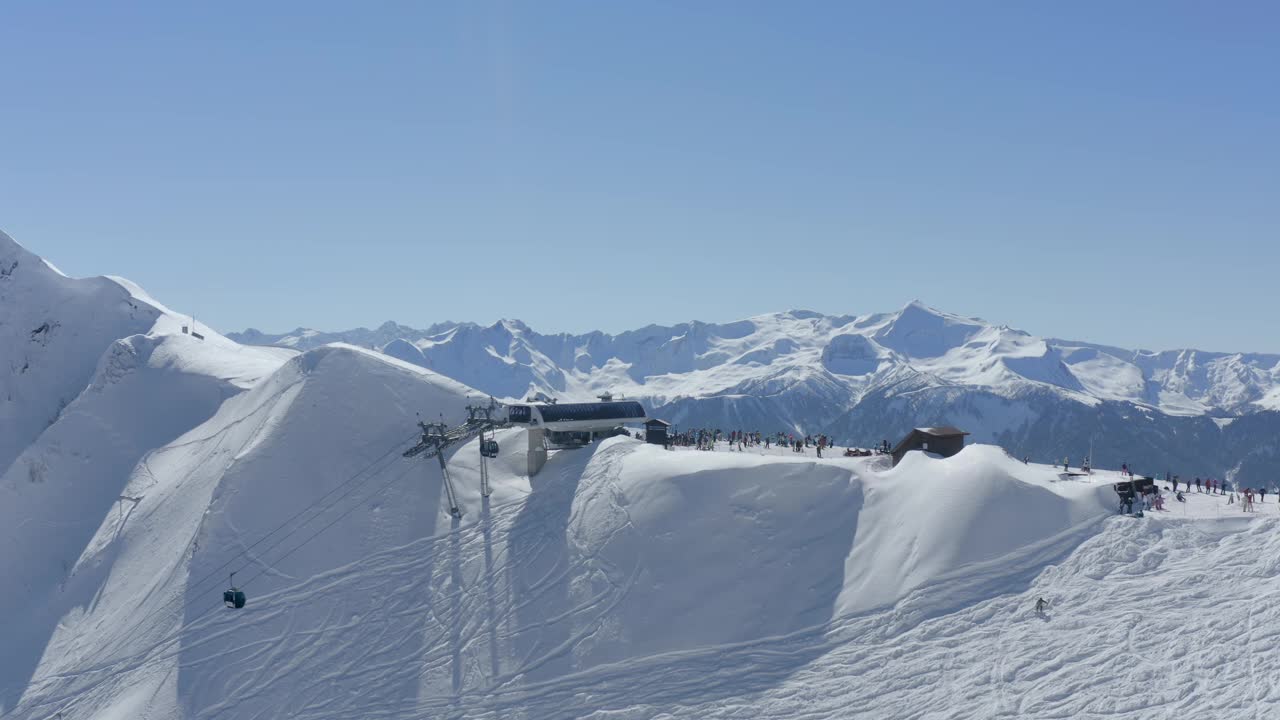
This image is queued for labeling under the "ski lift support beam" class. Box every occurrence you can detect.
[403,399,508,516]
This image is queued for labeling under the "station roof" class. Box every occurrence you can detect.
[536,401,646,424]
[916,426,969,437]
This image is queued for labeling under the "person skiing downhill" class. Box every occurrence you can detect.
[1035,597,1049,615]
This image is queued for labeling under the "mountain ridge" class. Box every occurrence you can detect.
[228,304,1280,419]
[3,228,1275,485]
[226,302,1280,483]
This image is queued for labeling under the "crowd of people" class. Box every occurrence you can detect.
[662,428,888,459]
[1117,470,1277,516]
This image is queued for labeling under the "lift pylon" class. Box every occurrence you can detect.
[403,400,507,516]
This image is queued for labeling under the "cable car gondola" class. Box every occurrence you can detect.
[224,573,246,609]
[480,439,499,458]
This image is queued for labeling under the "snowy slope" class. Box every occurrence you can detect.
[1,231,162,476]
[0,231,295,714]
[17,426,1280,720]
[0,231,290,477]
[8,229,1280,719]
[4,344,483,718]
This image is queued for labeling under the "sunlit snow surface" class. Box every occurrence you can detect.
[6,228,1280,719]
[10,414,1279,719]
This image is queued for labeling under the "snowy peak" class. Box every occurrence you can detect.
[1054,339,1280,414]
[380,337,429,367]
[0,230,289,477]
[873,301,987,359]
[234,301,1280,419]
[0,229,39,273]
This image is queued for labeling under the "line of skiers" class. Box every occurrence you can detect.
[1166,475,1231,495]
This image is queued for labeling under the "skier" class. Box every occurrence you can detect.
[1261,487,1267,504]
[1035,597,1049,615]
[1195,477,1202,493]
[1175,490,1185,503]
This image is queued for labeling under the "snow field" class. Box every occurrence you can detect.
[10,380,1139,719]
[6,229,1280,719]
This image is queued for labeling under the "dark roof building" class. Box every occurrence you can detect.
[508,400,647,431]
[891,426,969,467]
[537,401,646,424]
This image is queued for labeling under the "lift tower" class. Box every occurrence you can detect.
[404,421,462,518]
[403,398,506,517]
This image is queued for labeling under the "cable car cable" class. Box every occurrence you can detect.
[45,438,471,720]
[88,430,418,666]
[235,460,419,591]
[188,429,419,597]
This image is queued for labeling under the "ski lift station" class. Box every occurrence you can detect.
[507,398,648,475]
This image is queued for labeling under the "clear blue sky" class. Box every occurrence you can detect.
[1,1,1276,352]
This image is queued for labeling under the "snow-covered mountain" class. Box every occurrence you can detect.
[0,232,292,479]
[233,304,1280,483]
[233,303,1280,418]
[7,228,1280,719]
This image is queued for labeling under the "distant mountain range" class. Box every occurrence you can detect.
[15,225,1248,718]
[3,224,1279,717]
[0,225,1272,487]
[230,305,1280,483]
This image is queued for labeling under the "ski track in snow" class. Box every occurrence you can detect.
[16,436,1280,720]
[9,230,1280,719]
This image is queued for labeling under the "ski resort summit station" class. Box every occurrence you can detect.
[507,398,649,474]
